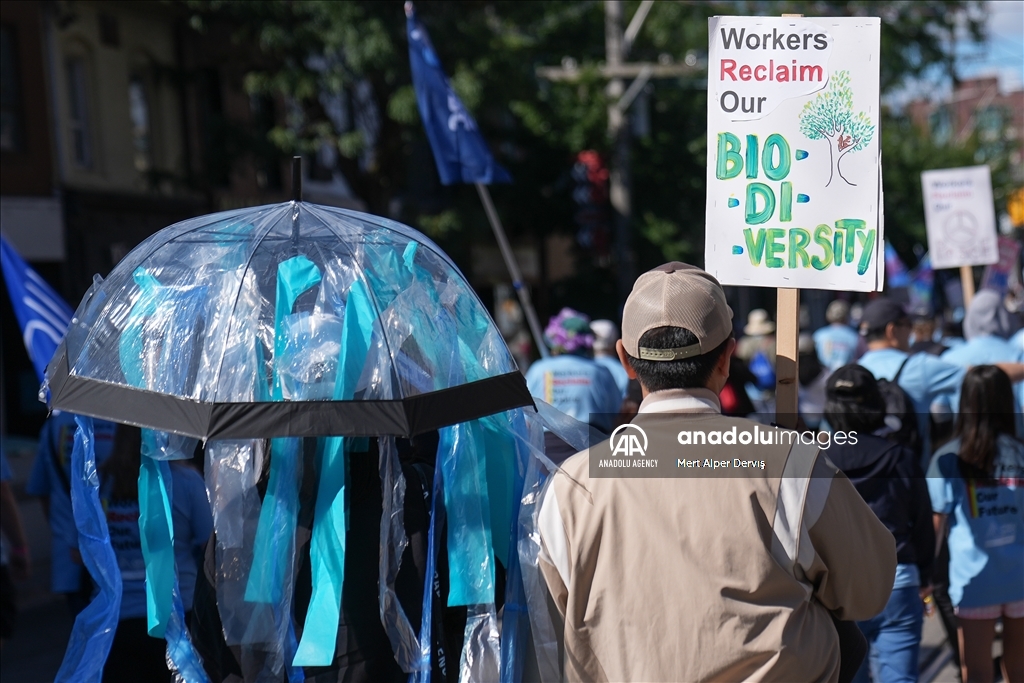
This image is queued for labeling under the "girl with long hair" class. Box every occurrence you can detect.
[928,365,1024,683]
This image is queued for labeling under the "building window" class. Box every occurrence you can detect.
[129,75,151,172]
[0,24,23,152]
[66,57,92,168]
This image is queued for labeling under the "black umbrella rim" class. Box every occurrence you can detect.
[45,342,535,440]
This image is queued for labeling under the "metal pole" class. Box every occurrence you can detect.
[606,0,635,306]
[475,183,550,359]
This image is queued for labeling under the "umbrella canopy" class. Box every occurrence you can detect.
[45,201,533,439]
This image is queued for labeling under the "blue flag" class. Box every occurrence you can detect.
[0,235,74,382]
[884,242,911,289]
[406,4,511,185]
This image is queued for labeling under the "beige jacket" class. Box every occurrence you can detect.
[537,388,896,682]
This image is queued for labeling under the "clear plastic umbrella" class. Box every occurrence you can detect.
[45,200,533,437]
[43,196,547,682]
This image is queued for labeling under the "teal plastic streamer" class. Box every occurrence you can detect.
[138,454,175,637]
[272,255,323,401]
[439,420,495,607]
[55,417,122,683]
[480,415,517,569]
[247,255,322,604]
[118,268,161,388]
[117,268,210,680]
[293,280,374,666]
[244,437,301,606]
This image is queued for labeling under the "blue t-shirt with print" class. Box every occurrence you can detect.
[525,355,622,432]
[927,435,1024,608]
[595,355,630,401]
[104,463,213,619]
[26,412,117,593]
[858,348,966,462]
[814,323,860,373]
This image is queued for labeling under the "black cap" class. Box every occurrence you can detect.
[859,298,908,336]
[826,364,884,408]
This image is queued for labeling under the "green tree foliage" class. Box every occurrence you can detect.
[181,0,992,298]
[799,71,876,186]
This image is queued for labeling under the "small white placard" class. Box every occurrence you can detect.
[921,166,999,269]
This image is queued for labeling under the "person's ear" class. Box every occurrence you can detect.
[616,339,637,379]
[717,337,736,378]
[885,321,897,342]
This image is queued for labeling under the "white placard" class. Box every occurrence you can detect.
[704,16,882,292]
[921,166,999,269]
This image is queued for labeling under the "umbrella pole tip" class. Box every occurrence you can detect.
[292,156,302,202]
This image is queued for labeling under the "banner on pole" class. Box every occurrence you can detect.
[921,165,999,270]
[704,16,882,292]
[0,235,74,383]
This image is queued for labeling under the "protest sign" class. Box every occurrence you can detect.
[704,16,882,292]
[921,165,999,270]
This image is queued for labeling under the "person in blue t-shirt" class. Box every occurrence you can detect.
[590,319,630,403]
[99,424,213,683]
[525,308,621,456]
[814,299,860,373]
[941,290,1024,433]
[927,366,1024,683]
[855,298,1024,465]
[26,412,117,615]
[1011,327,1024,356]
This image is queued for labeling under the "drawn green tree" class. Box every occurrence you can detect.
[799,71,875,187]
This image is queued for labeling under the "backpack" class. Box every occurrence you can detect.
[875,357,921,457]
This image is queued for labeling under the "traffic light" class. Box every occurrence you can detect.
[572,150,611,257]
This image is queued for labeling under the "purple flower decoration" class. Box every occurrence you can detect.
[544,307,595,354]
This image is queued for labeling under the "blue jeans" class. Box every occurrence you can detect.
[853,585,923,683]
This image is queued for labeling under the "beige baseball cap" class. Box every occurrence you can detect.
[621,262,734,361]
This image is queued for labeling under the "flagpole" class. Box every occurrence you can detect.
[475,183,550,359]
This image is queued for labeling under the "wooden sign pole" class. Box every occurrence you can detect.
[775,288,800,429]
[775,13,803,430]
[959,264,975,309]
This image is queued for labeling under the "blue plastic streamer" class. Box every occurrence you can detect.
[247,255,321,604]
[294,280,374,666]
[137,456,211,682]
[55,416,122,683]
[499,410,531,683]
[412,456,447,683]
[117,268,210,681]
[272,255,323,401]
[245,437,302,606]
[439,421,495,607]
[138,455,175,637]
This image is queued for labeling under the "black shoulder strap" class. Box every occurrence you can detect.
[893,356,912,383]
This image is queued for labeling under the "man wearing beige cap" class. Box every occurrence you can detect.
[536,262,897,682]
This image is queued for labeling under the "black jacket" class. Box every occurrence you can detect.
[827,433,935,586]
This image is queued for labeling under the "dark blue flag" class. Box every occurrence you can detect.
[406,4,511,185]
[1,235,74,382]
